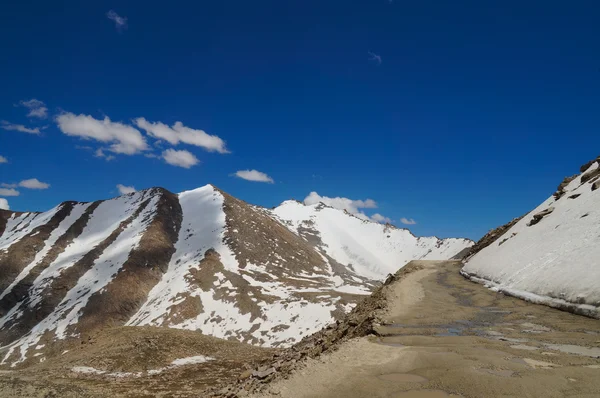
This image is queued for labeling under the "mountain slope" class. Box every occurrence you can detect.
[273,200,473,281]
[462,156,600,318]
[0,185,472,367]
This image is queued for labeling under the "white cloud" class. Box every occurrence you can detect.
[19,178,50,189]
[19,99,48,119]
[371,213,393,224]
[1,183,17,188]
[303,191,378,220]
[1,121,42,135]
[162,149,199,168]
[0,198,9,210]
[94,148,116,161]
[107,10,127,31]
[116,184,136,195]
[134,118,229,154]
[400,217,417,225]
[233,169,274,183]
[368,51,382,65]
[56,113,149,155]
[0,188,19,197]
[0,155,7,164]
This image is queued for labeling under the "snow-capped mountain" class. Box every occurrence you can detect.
[462,156,600,318]
[0,185,472,366]
[273,200,473,281]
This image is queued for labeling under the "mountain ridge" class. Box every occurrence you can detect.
[0,184,472,367]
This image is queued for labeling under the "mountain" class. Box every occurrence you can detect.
[0,185,472,367]
[273,200,472,281]
[462,155,600,318]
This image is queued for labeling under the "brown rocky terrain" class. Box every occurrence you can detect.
[0,326,275,398]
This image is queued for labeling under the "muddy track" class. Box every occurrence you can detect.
[249,261,600,398]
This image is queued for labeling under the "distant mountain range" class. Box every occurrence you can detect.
[0,185,472,366]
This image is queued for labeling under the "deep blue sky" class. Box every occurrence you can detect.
[1,0,599,240]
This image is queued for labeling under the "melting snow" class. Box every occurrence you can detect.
[170,355,214,366]
[71,355,214,378]
[463,162,600,315]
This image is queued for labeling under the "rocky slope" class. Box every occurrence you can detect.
[0,185,472,367]
[462,155,600,318]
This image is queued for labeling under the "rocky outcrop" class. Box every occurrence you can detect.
[526,207,554,227]
[579,156,600,173]
[553,175,578,200]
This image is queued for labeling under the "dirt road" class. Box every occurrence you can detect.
[254,261,600,398]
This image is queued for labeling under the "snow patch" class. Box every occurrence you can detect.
[170,355,214,366]
[71,356,214,378]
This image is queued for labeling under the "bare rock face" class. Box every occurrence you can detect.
[579,156,600,173]
[581,167,600,184]
[0,185,470,368]
[554,175,578,200]
[526,207,555,227]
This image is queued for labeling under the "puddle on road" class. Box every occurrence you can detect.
[394,390,453,398]
[510,344,539,351]
[544,344,600,358]
[386,320,473,329]
[384,320,473,337]
[437,328,462,337]
[378,373,428,383]
[520,322,552,333]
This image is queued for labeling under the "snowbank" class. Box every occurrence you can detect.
[463,161,600,318]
